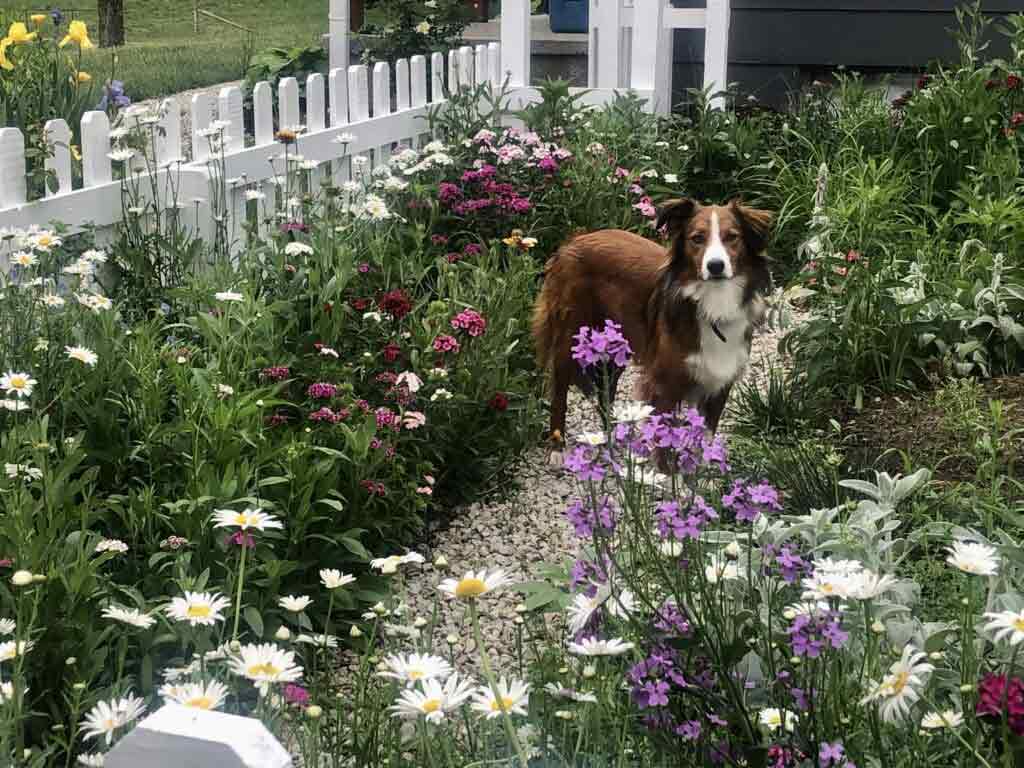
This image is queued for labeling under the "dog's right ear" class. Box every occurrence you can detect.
[656,198,698,239]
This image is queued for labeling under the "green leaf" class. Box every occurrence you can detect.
[244,606,264,638]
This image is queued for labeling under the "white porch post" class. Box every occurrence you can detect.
[703,0,731,110]
[329,0,350,75]
[588,0,623,89]
[500,0,531,87]
[630,0,669,113]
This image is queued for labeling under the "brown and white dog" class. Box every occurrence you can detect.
[531,198,773,450]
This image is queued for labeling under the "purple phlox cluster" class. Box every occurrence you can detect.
[722,479,782,523]
[629,646,689,709]
[763,543,812,583]
[571,320,633,369]
[570,554,611,598]
[563,444,612,482]
[787,610,848,658]
[450,308,487,337]
[655,495,717,541]
[375,407,398,430]
[819,742,855,768]
[565,496,617,538]
[702,435,730,473]
[637,410,710,474]
[653,600,692,638]
[306,382,337,399]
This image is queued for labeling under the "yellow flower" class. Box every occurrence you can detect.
[60,20,93,49]
[0,38,13,71]
[76,71,92,83]
[5,22,37,44]
[71,145,82,162]
[30,14,47,26]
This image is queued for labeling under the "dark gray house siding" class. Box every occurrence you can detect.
[671,1,1024,107]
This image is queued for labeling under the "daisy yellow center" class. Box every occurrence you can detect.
[421,698,442,714]
[248,662,281,678]
[820,583,836,594]
[890,671,910,696]
[103,718,116,731]
[765,714,781,726]
[186,604,212,618]
[455,578,487,598]
[37,236,52,247]
[234,513,252,526]
[1014,618,1024,632]
[185,696,214,710]
[490,697,515,712]
[10,377,27,390]
[408,669,425,680]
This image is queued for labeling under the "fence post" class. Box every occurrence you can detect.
[588,0,623,89]
[106,705,292,768]
[329,0,350,75]
[500,0,530,88]
[630,0,666,112]
[703,0,730,110]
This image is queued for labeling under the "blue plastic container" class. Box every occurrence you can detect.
[549,0,588,34]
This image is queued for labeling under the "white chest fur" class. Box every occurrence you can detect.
[682,278,752,395]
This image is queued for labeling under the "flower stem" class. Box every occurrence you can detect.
[231,542,248,641]
[468,602,528,768]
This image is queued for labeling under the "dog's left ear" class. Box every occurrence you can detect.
[656,197,698,239]
[729,199,773,256]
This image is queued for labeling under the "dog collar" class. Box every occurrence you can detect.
[711,320,727,343]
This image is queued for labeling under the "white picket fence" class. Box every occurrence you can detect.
[0,0,731,244]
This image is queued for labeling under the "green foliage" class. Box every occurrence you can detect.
[358,0,472,66]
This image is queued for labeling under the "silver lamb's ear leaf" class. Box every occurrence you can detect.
[838,479,883,501]
[893,468,931,504]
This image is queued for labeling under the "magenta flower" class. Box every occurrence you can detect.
[261,366,290,382]
[432,335,460,354]
[284,684,310,707]
[450,309,487,337]
[309,407,343,423]
[307,382,337,399]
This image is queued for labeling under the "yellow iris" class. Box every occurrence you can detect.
[5,22,37,44]
[31,14,47,26]
[76,71,92,83]
[60,20,93,49]
[0,38,12,70]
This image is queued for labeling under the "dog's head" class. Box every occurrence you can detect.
[657,198,773,282]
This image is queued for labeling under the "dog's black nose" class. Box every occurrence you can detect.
[706,259,726,277]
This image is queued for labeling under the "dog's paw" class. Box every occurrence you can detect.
[547,449,565,468]
[546,430,566,468]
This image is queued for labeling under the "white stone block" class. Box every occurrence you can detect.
[106,705,292,768]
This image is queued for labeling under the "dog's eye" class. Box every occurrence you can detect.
[690,234,706,245]
[723,231,739,243]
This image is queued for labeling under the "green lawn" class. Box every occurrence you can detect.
[58,0,330,101]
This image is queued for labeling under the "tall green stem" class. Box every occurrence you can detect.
[231,542,248,641]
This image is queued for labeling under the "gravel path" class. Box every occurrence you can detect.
[344,305,799,679]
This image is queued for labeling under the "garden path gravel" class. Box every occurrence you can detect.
[337,304,800,681]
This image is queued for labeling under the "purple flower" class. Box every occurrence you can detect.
[722,479,781,523]
[563,445,606,482]
[819,742,845,766]
[284,683,311,707]
[676,720,702,741]
[306,382,337,399]
[571,320,633,369]
[564,496,617,538]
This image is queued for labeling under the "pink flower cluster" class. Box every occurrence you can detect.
[360,479,386,496]
[261,366,290,382]
[307,382,337,399]
[433,334,460,354]
[375,407,398,430]
[441,165,533,217]
[451,309,487,337]
[309,407,346,423]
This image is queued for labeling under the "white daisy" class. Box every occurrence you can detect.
[946,540,999,576]
[438,569,513,600]
[216,384,234,398]
[82,249,107,264]
[567,637,635,656]
[12,251,36,268]
[472,677,530,719]
[613,401,654,423]
[102,606,155,629]
[228,643,303,685]
[27,231,62,252]
[77,754,106,767]
[543,683,598,703]
[576,432,607,447]
[0,399,30,412]
[369,552,425,575]
[0,640,32,662]
[921,709,964,730]
[5,463,43,481]
[214,291,244,303]
[245,190,266,201]
[41,294,65,308]
[758,707,797,733]
[800,570,856,601]
[334,132,357,145]
[849,569,898,600]
[94,539,128,554]
[319,346,339,358]
[80,693,146,744]
[706,556,742,585]
[158,680,229,711]
[295,633,339,648]
[860,645,934,723]
[284,242,314,257]
[389,672,476,724]
[278,595,313,613]
[377,652,453,687]
[431,388,453,402]
[165,591,231,627]
[319,569,356,590]
[107,148,136,163]
[1,371,37,399]
[66,346,99,367]
[211,508,283,532]
[0,619,14,635]
[0,681,14,703]
[983,610,1024,646]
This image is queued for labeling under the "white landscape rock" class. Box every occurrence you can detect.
[106,705,292,768]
